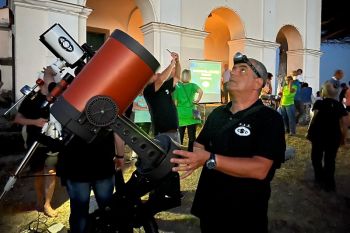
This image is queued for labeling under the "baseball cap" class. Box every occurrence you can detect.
[233,52,268,85]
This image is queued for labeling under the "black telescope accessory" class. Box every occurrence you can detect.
[53,95,120,143]
[39,23,86,69]
[81,94,181,181]
[89,152,181,233]
[83,95,180,180]
[83,96,181,232]
[81,43,95,61]
[89,170,160,233]
[111,116,181,181]
[40,24,95,71]
[85,95,118,127]
[52,94,180,178]
[89,167,181,232]
[3,78,45,117]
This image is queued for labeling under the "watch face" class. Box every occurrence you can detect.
[206,159,216,169]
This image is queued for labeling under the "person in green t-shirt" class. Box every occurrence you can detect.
[133,93,152,134]
[173,69,203,151]
[279,75,297,135]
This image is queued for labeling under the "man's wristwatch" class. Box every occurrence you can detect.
[205,152,217,170]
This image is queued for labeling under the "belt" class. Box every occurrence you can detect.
[156,129,178,135]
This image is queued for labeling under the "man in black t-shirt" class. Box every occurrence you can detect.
[14,66,58,217]
[143,51,182,204]
[171,52,286,233]
[143,51,180,139]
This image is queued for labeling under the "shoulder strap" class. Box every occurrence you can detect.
[181,84,193,107]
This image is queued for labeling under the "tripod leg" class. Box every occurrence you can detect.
[0,141,40,201]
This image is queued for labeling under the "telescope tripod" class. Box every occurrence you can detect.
[88,170,181,233]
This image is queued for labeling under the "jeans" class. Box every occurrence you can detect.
[280,104,296,134]
[294,100,304,124]
[157,130,180,143]
[66,176,114,233]
[179,124,197,152]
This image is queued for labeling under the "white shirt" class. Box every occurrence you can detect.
[222,69,231,83]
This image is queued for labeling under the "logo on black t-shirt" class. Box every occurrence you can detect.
[235,123,251,136]
[165,89,169,95]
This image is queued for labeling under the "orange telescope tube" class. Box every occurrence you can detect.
[50,30,159,142]
[63,29,159,114]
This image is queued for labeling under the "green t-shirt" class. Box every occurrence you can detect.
[281,84,297,106]
[173,82,201,126]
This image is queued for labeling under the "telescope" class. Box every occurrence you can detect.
[1,24,181,232]
[0,24,96,200]
[43,23,182,232]
[40,24,179,179]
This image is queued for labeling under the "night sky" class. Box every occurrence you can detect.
[0,0,6,8]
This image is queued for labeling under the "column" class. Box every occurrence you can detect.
[141,22,207,70]
[287,49,322,92]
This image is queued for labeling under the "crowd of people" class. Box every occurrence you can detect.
[5,49,350,233]
[264,67,350,193]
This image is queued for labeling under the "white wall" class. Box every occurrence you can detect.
[0,30,11,58]
[0,29,12,90]
[6,0,322,101]
[12,0,91,99]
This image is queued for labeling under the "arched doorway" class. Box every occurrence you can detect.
[204,7,245,67]
[85,0,155,50]
[276,25,303,87]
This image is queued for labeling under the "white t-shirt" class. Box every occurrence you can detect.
[222,69,231,83]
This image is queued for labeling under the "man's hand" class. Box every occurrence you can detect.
[170,52,179,62]
[34,118,48,128]
[43,66,56,84]
[170,148,210,179]
[114,156,125,171]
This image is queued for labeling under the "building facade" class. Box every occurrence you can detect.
[1,0,322,99]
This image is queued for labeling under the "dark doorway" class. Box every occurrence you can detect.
[86,27,110,51]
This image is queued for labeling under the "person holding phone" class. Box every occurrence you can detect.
[143,49,182,205]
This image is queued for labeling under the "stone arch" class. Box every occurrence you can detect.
[85,0,157,45]
[134,0,156,23]
[203,7,245,67]
[127,7,144,44]
[276,24,303,82]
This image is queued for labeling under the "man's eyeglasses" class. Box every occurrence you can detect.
[234,52,261,78]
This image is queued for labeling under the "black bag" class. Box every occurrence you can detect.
[192,108,201,120]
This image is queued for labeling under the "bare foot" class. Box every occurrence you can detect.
[44,205,58,218]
